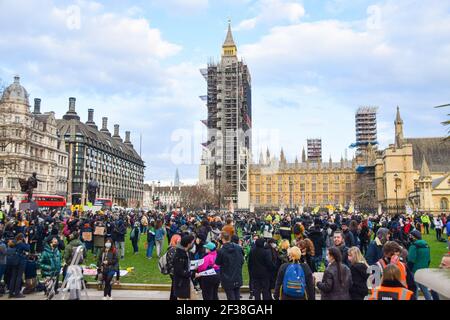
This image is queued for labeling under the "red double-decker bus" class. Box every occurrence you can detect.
[21,195,67,211]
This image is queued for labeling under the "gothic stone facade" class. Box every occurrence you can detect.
[375,107,450,214]
[249,150,357,210]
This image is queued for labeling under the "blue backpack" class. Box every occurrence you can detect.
[282,263,306,299]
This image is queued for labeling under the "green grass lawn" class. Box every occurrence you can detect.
[421,231,448,268]
[78,229,448,284]
[81,230,249,284]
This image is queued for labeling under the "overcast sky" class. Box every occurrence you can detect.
[1,0,449,185]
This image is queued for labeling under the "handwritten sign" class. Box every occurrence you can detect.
[198,269,217,276]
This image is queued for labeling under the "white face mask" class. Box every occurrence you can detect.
[105,243,112,249]
[189,244,196,253]
[327,228,332,235]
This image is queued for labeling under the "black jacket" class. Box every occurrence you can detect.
[349,262,369,300]
[215,242,244,290]
[274,262,315,300]
[248,240,275,279]
[317,262,352,300]
[343,229,356,248]
[279,220,292,239]
[335,244,350,267]
[308,228,325,256]
[173,246,191,299]
[359,226,370,244]
[97,248,118,274]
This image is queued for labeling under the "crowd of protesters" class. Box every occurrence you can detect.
[159,209,450,301]
[0,204,449,301]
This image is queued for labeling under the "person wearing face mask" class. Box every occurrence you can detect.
[97,238,118,300]
[375,241,416,293]
[195,242,220,300]
[365,228,390,266]
[38,237,61,299]
[368,264,414,300]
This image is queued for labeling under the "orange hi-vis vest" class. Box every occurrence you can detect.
[376,259,407,288]
[369,286,413,300]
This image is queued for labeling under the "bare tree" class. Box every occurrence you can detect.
[216,179,233,209]
[180,184,215,210]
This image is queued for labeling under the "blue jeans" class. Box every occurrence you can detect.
[416,282,432,300]
[146,238,155,258]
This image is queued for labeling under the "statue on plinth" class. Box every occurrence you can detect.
[87,179,99,204]
[19,172,43,202]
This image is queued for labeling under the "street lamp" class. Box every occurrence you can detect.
[394,173,401,216]
[217,171,222,211]
[157,180,160,210]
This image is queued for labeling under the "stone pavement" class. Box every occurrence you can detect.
[0,289,242,300]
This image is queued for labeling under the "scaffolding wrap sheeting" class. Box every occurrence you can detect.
[349,140,379,148]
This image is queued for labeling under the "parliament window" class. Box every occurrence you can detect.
[335,195,339,203]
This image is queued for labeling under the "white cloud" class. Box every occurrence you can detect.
[241,0,450,89]
[0,0,182,93]
[240,0,450,160]
[235,0,305,30]
[0,0,205,181]
[151,0,208,13]
[236,18,258,31]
